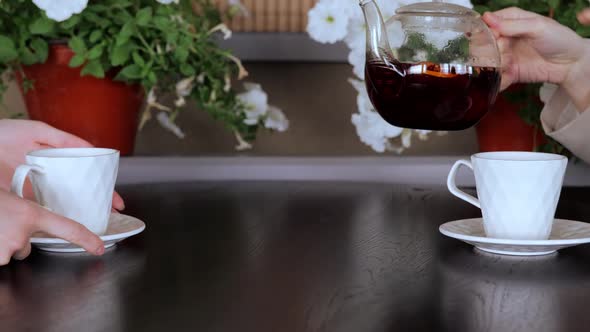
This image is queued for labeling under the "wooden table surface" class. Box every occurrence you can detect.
[2,181,590,332]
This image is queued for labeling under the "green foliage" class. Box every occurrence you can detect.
[0,0,257,140]
[397,32,470,63]
[472,0,588,156]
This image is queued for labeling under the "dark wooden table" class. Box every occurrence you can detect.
[2,181,590,332]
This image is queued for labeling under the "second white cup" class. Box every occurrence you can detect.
[447,151,568,240]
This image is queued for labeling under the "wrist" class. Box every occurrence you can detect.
[562,39,590,112]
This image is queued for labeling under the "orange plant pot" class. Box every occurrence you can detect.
[17,44,143,156]
[476,85,545,152]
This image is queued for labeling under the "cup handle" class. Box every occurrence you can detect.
[11,165,44,198]
[447,160,481,209]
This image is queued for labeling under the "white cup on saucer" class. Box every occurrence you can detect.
[10,148,119,235]
[447,151,568,240]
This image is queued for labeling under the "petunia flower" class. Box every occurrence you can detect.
[237,83,269,125]
[307,1,350,44]
[32,0,88,22]
[264,106,289,132]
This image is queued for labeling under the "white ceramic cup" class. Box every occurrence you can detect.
[10,148,120,235]
[447,151,568,240]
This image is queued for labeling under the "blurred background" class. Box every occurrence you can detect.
[2,0,479,156]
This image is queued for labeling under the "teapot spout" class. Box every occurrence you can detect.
[360,0,395,63]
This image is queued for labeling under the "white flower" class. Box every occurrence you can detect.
[345,10,366,52]
[427,30,463,50]
[174,97,186,108]
[228,0,250,17]
[540,83,558,104]
[32,0,88,22]
[156,112,185,139]
[264,106,289,132]
[237,83,269,125]
[375,0,402,21]
[401,129,412,148]
[175,77,195,97]
[348,47,366,80]
[146,88,171,112]
[348,79,372,114]
[234,131,253,151]
[415,130,431,140]
[170,14,184,23]
[349,78,404,153]
[415,50,428,61]
[386,20,405,49]
[352,111,404,153]
[224,75,231,93]
[156,0,179,4]
[307,2,349,44]
[209,23,232,40]
[445,0,473,8]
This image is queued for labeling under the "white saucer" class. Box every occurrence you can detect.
[31,213,146,253]
[439,218,590,256]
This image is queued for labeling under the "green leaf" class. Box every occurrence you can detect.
[29,17,55,35]
[140,60,153,77]
[154,16,169,30]
[132,51,145,67]
[30,38,49,62]
[85,12,110,28]
[19,48,37,66]
[69,54,86,68]
[87,45,104,60]
[547,0,559,9]
[90,4,109,12]
[89,30,103,43]
[147,71,157,85]
[576,25,590,38]
[81,59,105,78]
[0,35,18,62]
[110,44,132,66]
[116,64,143,80]
[68,36,87,54]
[180,63,195,76]
[61,15,81,29]
[136,7,153,26]
[174,46,189,62]
[116,22,136,46]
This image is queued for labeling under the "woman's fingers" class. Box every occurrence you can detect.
[112,192,125,211]
[12,243,31,261]
[32,121,93,148]
[491,7,541,20]
[578,8,590,25]
[35,207,104,255]
[483,10,545,39]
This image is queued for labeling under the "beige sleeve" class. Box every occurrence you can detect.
[541,86,590,163]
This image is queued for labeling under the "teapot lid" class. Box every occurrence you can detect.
[396,1,478,17]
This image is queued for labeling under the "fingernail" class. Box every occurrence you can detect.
[95,245,105,255]
[485,12,500,26]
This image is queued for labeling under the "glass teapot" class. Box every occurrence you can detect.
[360,0,501,131]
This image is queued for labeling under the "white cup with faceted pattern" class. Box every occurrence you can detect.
[11,148,119,235]
[447,152,568,240]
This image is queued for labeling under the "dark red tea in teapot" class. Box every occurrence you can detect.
[365,60,501,131]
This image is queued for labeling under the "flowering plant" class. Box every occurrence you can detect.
[0,0,288,148]
[307,0,471,153]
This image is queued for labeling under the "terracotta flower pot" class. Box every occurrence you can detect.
[17,44,143,156]
[476,85,545,152]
